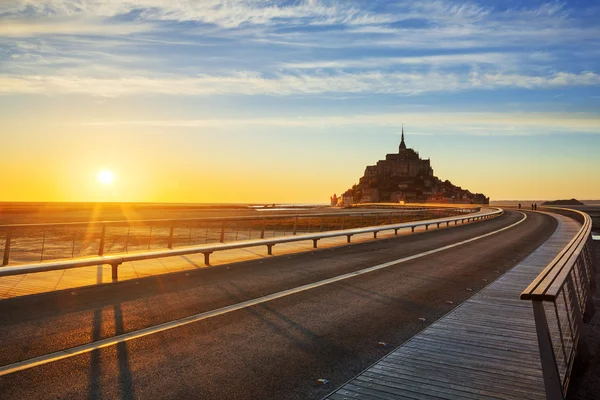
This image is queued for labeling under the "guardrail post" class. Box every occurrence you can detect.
[425,224,429,231]
[373,231,378,238]
[98,225,106,256]
[532,300,565,400]
[267,244,273,255]
[347,235,352,243]
[203,252,212,265]
[111,263,119,281]
[2,229,11,265]
[313,239,318,248]
[394,228,398,236]
[411,226,415,233]
[293,216,298,235]
[220,220,226,243]
[168,222,174,249]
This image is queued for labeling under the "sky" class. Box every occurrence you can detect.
[1,0,599,203]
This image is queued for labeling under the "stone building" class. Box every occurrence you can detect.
[338,127,489,205]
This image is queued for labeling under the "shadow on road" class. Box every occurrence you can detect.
[88,305,136,400]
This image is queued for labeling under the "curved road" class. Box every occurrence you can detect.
[0,210,557,399]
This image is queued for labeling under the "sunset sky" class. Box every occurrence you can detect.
[1,0,599,203]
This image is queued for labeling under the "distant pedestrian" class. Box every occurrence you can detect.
[531,204,534,211]
[534,203,537,211]
[518,203,521,209]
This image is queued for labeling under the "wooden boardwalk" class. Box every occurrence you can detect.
[327,212,581,400]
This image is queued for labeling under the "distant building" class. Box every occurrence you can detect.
[341,191,354,205]
[330,193,338,206]
[337,127,489,204]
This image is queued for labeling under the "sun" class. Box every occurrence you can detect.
[97,170,114,185]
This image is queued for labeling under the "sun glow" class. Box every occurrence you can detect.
[97,170,114,185]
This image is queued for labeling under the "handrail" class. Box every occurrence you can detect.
[520,207,597,400]
[0,208,502,281]
[0,207,474,230]
[521,208,593,301]
[0,206,479,266]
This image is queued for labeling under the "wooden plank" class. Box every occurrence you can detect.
[367,364,544,398]
[358,370,520,400]
[326,212,579,399]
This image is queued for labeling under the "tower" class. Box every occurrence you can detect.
[399,124,406,150]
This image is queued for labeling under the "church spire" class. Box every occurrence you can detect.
[399,124,407,150]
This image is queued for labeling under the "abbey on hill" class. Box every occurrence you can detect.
[331,128,489,205]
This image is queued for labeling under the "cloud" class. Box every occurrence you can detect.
[82,111,600,135]
[0,0,395,29]
[1,70,598,97]
[280,53,518,70]
[0,1,598,101]
[0,19,153,37]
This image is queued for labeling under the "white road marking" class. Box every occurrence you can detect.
[0,212,526,377]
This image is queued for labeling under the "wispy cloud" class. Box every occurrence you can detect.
[1,70,598,97]
[0,19,153,37]
[82,111,600,135]
[0,1,599,101]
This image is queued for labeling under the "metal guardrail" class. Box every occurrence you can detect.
[0,208,501,282]
[0,207,478,266]
[521,207,597,400]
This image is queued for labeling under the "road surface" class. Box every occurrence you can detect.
[0,210,557,399]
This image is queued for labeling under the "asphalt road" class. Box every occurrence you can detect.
[0,210,557,400]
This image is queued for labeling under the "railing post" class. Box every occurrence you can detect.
[293,216,298,235]
[220,220,226,243]
[566,276,591,365]
[2,228,11,266]
[576,257,596,322]
[125,227,131,252]
[98,225,106,256]
[148,225,153,249]
[532,300,565,400]
[168,222,174,249]
[260,219,266,239]
[40,231,46,261]
[71,231,76,258]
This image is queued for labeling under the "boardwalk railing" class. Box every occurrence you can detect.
[0,208,501,282]
[521,208,597,400]
[0,207,477,266]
